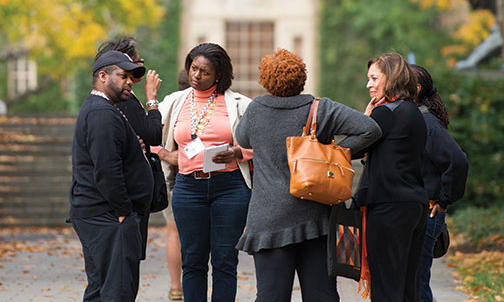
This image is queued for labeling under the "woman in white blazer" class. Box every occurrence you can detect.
[157,43,252,302]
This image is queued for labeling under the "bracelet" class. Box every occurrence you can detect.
[146,99,159,107]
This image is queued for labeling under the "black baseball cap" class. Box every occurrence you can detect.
[93,50,146,78]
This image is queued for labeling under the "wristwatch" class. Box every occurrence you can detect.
[146,99,159,107]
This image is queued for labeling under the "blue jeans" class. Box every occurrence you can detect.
[172,170,250,302]
[418,211,447,302]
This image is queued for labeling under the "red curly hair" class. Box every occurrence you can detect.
[259,49,307,97]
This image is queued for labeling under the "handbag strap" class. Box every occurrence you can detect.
[303,98,320,136]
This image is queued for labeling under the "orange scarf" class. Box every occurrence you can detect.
[383,96,398,104]
[357,206,371,299]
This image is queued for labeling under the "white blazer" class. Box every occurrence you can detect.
[158,88,253,190]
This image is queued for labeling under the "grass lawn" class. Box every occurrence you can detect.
[448,205,504,302]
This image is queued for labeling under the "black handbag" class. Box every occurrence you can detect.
[147,151,168,213]
[433,225,450,258]
[327,202,363,281]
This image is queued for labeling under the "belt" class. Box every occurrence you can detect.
[190,170,226,179]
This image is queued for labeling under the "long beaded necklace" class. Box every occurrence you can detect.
[190,88,218,140]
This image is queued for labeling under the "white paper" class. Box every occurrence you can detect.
[203,143,229,173]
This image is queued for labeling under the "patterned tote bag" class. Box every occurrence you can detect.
[327,203,363,281]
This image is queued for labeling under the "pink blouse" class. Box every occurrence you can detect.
[174,85,253,174]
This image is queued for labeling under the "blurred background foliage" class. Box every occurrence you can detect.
[0,0,164,77]
[0,0,179,113]
[71,0,181,112]
[318,0,451,110]
[318,0,503,209]
[442,72,504,209]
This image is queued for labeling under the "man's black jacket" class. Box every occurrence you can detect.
[69,94,154,218]
[116,93,162,148]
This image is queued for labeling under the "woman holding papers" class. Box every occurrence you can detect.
[157,43,252,302]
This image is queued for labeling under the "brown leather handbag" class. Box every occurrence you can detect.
[286,98,354,205]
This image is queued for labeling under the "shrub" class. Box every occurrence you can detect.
[450,205,504,245]
[434,69,504,208]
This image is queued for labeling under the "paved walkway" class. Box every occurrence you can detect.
[0,222,468,301]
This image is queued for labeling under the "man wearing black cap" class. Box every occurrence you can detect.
[69,50,154,302]
[94,38,163,264]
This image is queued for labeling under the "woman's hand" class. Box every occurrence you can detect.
[212,146,242,164]
[138,136,146,152]
[145,70,161,102]
[362,152,369,164]
[364,97,386,116]
[430,203,447,218]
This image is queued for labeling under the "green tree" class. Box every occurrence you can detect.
[70,0,181,113]
[137,0,182,99]
[319,0,504,208]
[0,0,164,107]
[319,0,449,109]
[438,70,504,208]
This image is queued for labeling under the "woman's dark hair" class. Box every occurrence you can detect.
[95,37,138,61]
[184,43,233,94]
[411,64,449,128]
[259,49,306,97]
[178,69,190,90]
[367,52,417,102]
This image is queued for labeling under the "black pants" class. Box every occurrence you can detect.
[253,236,339,302]
[366,202,428,302]
[72,212,143,302]
[139,213,149,260]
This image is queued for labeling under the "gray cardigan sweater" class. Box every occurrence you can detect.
[235,94,381,253]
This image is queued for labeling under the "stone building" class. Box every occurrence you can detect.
[179,0,318,98]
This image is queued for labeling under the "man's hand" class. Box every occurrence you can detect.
[145,70,161,103]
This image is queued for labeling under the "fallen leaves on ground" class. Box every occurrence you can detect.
[449,238,504,301]
[237,284,255,292]
[0,226,166,262]
[0,232,81,262]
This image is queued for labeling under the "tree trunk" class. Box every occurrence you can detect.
[497,0,504,56]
